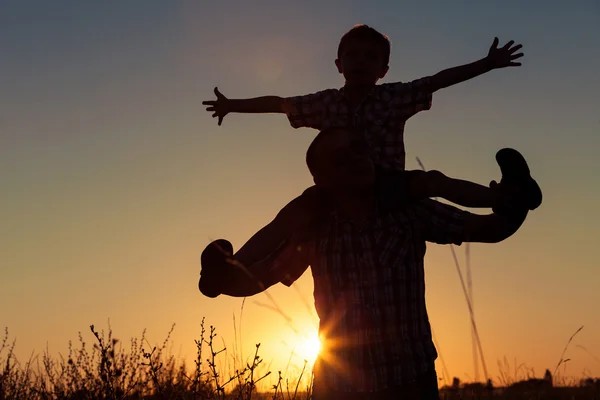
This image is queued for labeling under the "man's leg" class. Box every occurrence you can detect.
[414,367,441,400]
[377,367,439,400]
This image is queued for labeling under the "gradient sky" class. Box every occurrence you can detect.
[1,0,599,388]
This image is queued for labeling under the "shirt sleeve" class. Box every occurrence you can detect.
[413,199,471,245]
[388,77,433,119]
[283,89,338,129]
[267,241,312,287]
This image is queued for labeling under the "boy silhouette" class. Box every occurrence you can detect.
[202,25,538,286]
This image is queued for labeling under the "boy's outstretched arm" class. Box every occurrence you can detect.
[203,87,287,126]
[428,37,523,92]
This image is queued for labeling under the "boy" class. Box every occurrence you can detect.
[202,25,538,272]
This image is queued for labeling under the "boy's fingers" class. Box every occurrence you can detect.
[508,62,522,67]
[206,106,215,112]
[218,116,223,126]
[214,87,223,98]
[491,37,499,49]
[502,40,515,49]
[509,44,523,53]
[212,112,218,118]
[511,53,524,60]
[202,101,215,105]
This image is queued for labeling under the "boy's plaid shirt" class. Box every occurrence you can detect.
[272,198,469,393]
[284,78,433,171]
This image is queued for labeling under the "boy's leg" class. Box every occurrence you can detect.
[199,239,233,298]
[234,186,319,267]
[493,148,542,213]
[404,169,494,208]
[403,148,541,211]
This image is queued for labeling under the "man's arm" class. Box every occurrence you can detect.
[461,209,528,243]
[428,38,523,92]
[416,199,529,245]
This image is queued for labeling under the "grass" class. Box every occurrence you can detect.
[0,319,314,400]
[1,321,599,400]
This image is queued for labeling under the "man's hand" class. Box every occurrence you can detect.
[202,87,230,126]
[486,37,524,69]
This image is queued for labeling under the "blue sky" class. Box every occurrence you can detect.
[1,0,599,385]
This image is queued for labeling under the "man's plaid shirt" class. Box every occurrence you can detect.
[271,195,470,393]
[284,78,433,171]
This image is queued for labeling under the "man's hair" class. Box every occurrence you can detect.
[306,127,344,178]
[337,24,391,66]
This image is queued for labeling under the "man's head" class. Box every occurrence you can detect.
[335,25,390,86]
[306,127,375,192]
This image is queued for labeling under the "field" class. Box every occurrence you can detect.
[1,320,599,400]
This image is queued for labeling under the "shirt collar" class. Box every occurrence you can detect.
[338,84,381,101]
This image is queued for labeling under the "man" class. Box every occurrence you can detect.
[199,127,541,399]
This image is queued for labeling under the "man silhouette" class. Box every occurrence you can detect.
[199,127,541,399]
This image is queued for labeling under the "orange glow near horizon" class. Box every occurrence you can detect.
[1,2,600,394]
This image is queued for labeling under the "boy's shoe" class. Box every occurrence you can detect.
[199,239,234,298]
[492,148,542,214]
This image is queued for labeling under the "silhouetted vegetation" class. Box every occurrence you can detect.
[1,320,598,399]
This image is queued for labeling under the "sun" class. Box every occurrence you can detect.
[295,332,322,364]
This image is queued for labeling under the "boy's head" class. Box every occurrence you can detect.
[306,127,375,192]
[335,25,391,86]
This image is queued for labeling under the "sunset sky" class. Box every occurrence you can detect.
[1,0,599,388]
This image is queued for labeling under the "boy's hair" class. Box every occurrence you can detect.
[338,24,391,66]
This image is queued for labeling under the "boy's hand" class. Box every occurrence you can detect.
[202,87,230,126]
[486,37,524,69]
